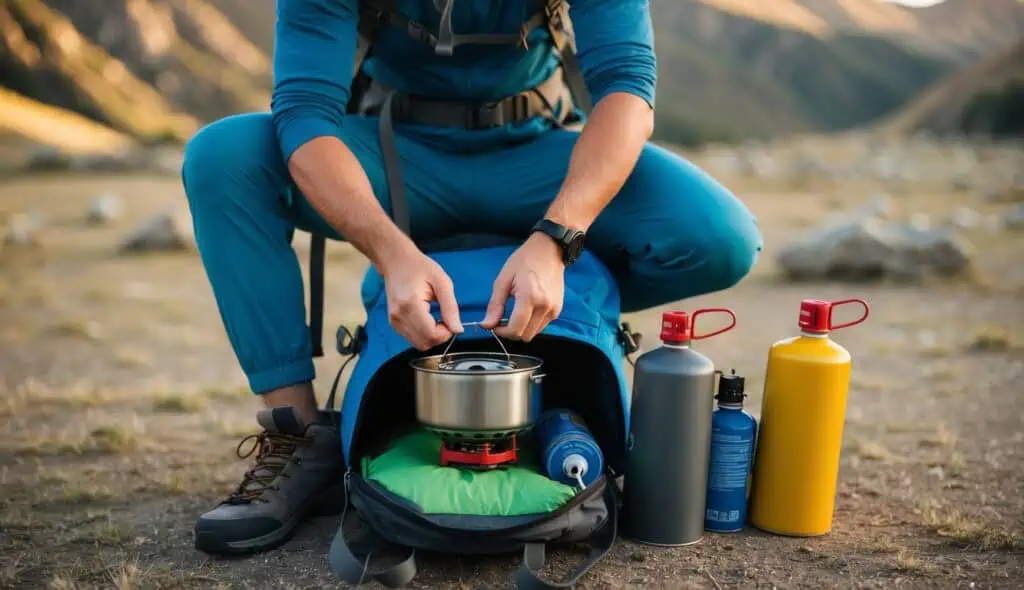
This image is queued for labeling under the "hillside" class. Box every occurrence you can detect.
[1,0,1022,152]
[910,0,1024,59]
[647,0,956,144]
[0,0,270,144]
[880,40,1024,138]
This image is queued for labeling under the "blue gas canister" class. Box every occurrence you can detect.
[704,370,758,533]
[533,410,604,488]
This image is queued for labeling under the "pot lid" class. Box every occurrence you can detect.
[439,357,518,372]
[411,351,543,374]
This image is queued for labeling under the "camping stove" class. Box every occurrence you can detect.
[410,322,544,470]
[440,436,519,469]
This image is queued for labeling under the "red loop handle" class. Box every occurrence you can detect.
[829,298,870,331]
[691,308,737,341]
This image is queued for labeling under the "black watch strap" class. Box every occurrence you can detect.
[531,219,585,266]
[533,219,570,242]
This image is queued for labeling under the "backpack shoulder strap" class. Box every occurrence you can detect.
[544,0,592,116]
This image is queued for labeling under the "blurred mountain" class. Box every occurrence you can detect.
[0,0,270,145]
[1,0,1022,153]
[880,40,1024,138]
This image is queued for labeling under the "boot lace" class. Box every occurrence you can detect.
[227,431,312,503]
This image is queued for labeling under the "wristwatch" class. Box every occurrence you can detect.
[531,219,586,266]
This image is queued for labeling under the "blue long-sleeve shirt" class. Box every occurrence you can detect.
[271,0,657,160]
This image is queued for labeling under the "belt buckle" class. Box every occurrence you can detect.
[471,103,502,129]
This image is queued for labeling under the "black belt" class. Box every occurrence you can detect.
[374,67,574,130]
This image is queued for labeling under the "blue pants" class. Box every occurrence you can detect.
[182,112,763,394]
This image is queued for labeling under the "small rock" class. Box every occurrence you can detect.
[24,146,71,172]
[118,209,195,254]
[983,214,1004,232]
[2,212,45,247]
[908,212,931,230]
[1004,204,1024,231]
[951,174,973,192]
[981,182,1024,204]
[949,206,982,230]
[86,194,124,225]
[928,466,945,480]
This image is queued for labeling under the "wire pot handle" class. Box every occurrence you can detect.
[439,319,511,366]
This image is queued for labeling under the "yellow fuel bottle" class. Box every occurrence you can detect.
[748,298,870,536]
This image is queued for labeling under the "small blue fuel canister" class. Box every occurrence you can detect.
[704,370,758,533]
[533,409,604,488]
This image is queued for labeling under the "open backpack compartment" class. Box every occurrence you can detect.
[321,239,641,588]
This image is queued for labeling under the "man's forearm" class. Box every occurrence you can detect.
[545,92,655,231]
[288,136,416,272]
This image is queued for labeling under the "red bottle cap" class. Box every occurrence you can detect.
[798,298,870,334]
[660,308,737,344]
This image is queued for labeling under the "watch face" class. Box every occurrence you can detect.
[565,231,585,264]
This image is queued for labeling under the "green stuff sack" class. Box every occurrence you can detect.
[361,429,576,516]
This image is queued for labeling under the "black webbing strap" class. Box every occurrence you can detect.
[328,477,418,588]
[515,482,619,589]
[388,68,572,130]
[378,92,412,235]
[308,236,326,358]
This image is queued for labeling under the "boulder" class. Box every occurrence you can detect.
[1005,204,1024,231]
[86,195,124,225]
[948,206,983,230]
[1,212,45,248]
[776,209,973,282]
[118,209,195,253]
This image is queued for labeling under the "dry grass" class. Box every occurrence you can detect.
[967,324,1018,353]
[845,437,894,461]
[918,422,958,449]
[918,498,1024,551]
[152,393,206,413]
[849,373,895,392]
[216,419,258,438]
[892,550,935,574]
[16,424,140,457]
[113,347,154,368]
[0,379,135,418]
[205,385,251,400]
[45,318,105,341]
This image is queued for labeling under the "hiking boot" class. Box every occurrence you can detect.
[194,406,344,555]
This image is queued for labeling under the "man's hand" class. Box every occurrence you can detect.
[382,249,464,351]
[481,232,565,342]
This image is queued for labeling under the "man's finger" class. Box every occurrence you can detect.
[496,295,532,340]
[481,271,513,329]
[521,308,552,343]
[408,303,451,351]
[432,273,463,334]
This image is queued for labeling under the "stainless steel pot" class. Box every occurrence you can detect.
[409,324,545,441]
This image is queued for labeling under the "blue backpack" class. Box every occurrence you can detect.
[315,236,641,588]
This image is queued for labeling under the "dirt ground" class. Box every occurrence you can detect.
[1,136,1022,589]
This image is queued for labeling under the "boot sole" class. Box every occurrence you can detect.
[194,480,346,556]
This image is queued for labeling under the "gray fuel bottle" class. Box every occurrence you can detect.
[622,308,738,546]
